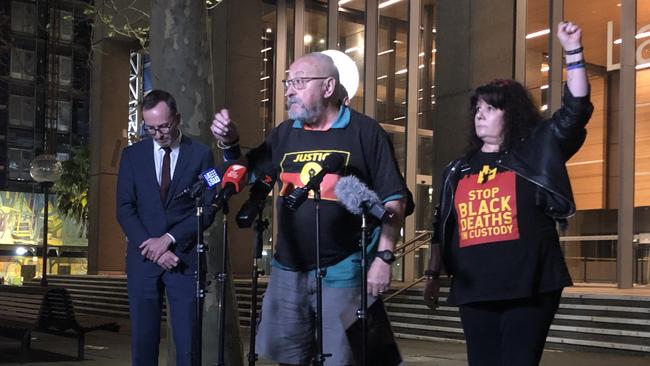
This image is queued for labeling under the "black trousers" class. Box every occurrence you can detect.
[458,290,562,366]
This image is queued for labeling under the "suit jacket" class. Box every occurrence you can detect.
[116,135,216,276]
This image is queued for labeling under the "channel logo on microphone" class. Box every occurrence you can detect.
[201,168,221,188]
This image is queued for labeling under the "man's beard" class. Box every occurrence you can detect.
[287,98,325,125]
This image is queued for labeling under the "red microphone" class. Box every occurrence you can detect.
[211,163,248,213]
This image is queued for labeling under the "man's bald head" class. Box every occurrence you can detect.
[293,53,340,83]
[285,52,342,126]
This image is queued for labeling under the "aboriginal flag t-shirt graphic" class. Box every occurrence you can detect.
[454,166,520,247]
[278,150,350,201]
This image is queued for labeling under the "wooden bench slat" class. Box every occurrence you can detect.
[0,285,119,361]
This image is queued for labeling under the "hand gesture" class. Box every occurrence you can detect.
[211,109,240,145]
[367,259,392,297]
[557,21,582,52]
[156,250,180,271]
[139,235,173,262]
[423,277,441,310]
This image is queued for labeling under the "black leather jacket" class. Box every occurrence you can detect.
[432,86,594,269]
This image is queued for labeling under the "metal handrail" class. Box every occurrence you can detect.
[394,231,431,253]
[395,239,430,260]
[383,276,426,303]
[384,232,432,302]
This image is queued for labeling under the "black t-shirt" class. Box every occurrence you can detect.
[248,108,407,270]
[447,151,572,305]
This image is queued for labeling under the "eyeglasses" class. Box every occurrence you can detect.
[143,123,173,135]
[282,77,329,90]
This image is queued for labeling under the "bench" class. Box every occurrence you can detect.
[0,284,120,362]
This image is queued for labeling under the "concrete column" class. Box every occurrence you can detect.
[432,0,516,189]
[88,38,135,275]
[211,1,264,278]
[617,0,636,289]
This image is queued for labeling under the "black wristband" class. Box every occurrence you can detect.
[424,270,439,279]
[564,46,583,55]
[566,59,585,68]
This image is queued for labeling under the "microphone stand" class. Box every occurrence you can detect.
[247,207,268,366]
[193,194,207,366]
[357,209,369,366]
[313,187,331,366]
[216,202,229,366]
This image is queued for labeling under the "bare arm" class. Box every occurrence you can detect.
[557,21,588,97]
[367,199,406,296]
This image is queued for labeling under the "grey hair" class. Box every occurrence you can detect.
[302,52,340,82]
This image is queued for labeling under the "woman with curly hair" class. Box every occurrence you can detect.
[423,21,593,365]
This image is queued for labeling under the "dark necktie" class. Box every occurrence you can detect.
[160,147,172,201]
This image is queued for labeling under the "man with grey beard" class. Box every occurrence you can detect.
[211,52,408,365]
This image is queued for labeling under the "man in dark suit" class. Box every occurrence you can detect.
[116,90,216,366]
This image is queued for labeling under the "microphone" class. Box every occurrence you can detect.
[211,163,248,213]
[173,168,222,200]
[334,175,394,222]
[236,169,277,228]
[284,153,344,211]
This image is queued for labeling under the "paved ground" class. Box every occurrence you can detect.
[1,322,649,366]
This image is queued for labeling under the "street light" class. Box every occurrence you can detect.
[30,154,62,286]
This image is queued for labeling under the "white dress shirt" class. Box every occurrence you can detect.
[153,134,182,185]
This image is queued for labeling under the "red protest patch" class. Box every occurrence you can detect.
[454,168,519,248]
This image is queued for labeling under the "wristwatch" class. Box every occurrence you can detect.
[376,250,396,264]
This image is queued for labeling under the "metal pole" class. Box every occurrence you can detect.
[313,187,330,365]
[359,212,368,365]
[216,203,229,366]
[248,210,268,366]
[40,182,52,287]
[193,195,206,366]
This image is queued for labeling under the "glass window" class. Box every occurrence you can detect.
[524,0,550,108]
[11,2,36,34]
[59,56,73,85]
[58,101,71,133]
[376,0,409,190]
[304,1,327,54]
[9,95,22,127]
[338,0,365,112]
[10,48,35,81]
[417,133,433,175]
[418,0,436,130]
[562,0,620,284]
[287,0,295,66]
[7,148,32,181]
[60,10,74,42]
[9,95,35,128]
[635,0,650,285]
[563,2,612,212]
[415,182,433,231]
[636,3,650,207]
[261,2,276,135]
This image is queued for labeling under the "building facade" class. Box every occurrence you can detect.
[251,0,650,288]
[40,0,647,291]
[0,0,91,284]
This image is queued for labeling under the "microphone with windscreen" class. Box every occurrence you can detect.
[284,153,344,211]
[211,163,248,213]
[335,175,394,222]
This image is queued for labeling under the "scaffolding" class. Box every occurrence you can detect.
[128,51,144,146]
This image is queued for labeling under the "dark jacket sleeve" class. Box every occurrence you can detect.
[548,84,594,160]
[116,148,151,250]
